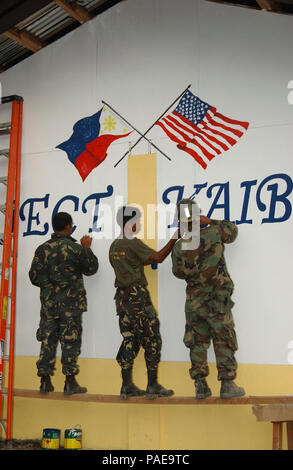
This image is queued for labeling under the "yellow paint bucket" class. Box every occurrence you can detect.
[64,425,82,450]
[42,428,60,449]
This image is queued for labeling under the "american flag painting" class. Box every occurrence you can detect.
[155,90,249,169]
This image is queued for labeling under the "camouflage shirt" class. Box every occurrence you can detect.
[109,237,155,288]
[29,233,99,314]
[172,220,237,299]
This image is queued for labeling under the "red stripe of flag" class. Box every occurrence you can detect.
[167,114,221,155]
[172,111,229,151]
[215,111,249,130]
[205,110,244,138]
[200,121,237,146]
[163,117,216,161]
[156,121,207,169]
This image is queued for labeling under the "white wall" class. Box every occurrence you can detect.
[0,0,292,364]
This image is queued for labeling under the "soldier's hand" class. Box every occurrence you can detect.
[200,215,211,226]
[80,235,92,248]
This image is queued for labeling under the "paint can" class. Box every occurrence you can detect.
[42,428,61,449]
[64,425,82,450]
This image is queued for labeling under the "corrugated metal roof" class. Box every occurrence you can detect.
[0,0,125,72]
[0,0,293,73]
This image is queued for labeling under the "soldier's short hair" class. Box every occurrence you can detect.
[116,206,141,230]
[53,212,73,231]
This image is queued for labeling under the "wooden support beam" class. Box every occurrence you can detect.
[287,422,293,450]
[54,0,93,24]
[13,390,293,405]
[253,404,293,450]
[255,0,284,12]
[272,422,283,450]
[3,29,43,52]
[253,404,293,421]
[205,0,286,14]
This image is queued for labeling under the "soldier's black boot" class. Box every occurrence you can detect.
[146,369,174,399]
[120,368,145,399]
[220,379,245,399]
[40,375,54,394]
[194,377,211,399]
[64,375,87,395]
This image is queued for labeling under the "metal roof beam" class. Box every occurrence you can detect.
[53,0,93,24]
[0,0,53,35]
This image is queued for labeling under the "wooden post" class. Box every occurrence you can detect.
[272,422,283,450]
[287,422,293,450]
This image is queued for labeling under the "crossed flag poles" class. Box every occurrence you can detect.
[57,85,249,180]
[103,83,191,168]
[108,82,249,170]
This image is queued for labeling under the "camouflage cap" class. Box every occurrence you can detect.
[177,198,200,223]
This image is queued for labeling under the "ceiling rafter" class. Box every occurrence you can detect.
[1,1,293,74]
[53,0,93,24]
[0,0,125,73]
[255,0,284,12]
[3,28,44,53]
[205,0,291,14]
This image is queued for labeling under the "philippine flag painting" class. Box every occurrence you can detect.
[56,107,132,181]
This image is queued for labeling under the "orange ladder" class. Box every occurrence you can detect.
[0,95,23,441]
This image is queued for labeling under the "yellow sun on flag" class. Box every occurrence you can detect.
[103,115,117,132]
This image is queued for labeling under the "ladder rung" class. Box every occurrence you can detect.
[0,122,11,135]
[0,176,7,185]
[0,149,9,158]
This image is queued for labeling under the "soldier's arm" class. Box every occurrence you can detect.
[78,236,99,276]
[171,246,186,279]
[171,243,199,279]
[209,220,238,244]
[144,229,180,265]
[29,246,53,288]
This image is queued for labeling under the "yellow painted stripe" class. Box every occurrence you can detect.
[128,153,158,310]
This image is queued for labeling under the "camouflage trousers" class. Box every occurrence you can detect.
[184,305,238,381]
[115,285,162,371]
[36,309,83,376]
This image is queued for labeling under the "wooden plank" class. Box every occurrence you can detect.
[287,422,293,450]
[255,0,283,12]
[253,404,293,422]
[54,0,92,24]
[12,389,293,405]
[272,422,283,450]
[3,29,43,52]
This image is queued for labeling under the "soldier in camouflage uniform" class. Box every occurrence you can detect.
[171,199,245,399]
[109,206,179,399]
[29,212,99,395]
